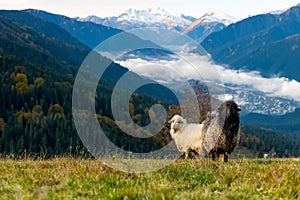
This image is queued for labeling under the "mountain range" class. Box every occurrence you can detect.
[79,7,300,117]
[24,9,129,49]
[0,10,88,73]
[242,108,300,141]
[183,12,238,42]
[201,4,300,82]
[77,7,194,32]
[76,8,238,42]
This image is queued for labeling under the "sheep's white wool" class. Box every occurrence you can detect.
[169,101,241,161]
[169,115,206,157]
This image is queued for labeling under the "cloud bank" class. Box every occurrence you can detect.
[117,53,300,103]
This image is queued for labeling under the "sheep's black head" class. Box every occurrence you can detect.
[226,100,241,117]
[218,100,241,121]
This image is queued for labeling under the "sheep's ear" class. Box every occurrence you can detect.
[168,119,173,124]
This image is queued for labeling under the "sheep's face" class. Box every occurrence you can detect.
[168,115,186,132]
[226,101,241,118]
[219,101,241,119]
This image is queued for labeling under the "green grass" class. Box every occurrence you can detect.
[0,157,299,199]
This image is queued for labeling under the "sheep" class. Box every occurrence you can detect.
[202,100,241,162]
[169,100,241,162]
[168,115,207,159]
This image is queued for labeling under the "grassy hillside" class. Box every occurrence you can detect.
[0,158,299,199]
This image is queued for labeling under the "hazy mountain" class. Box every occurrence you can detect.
[77,7,194,32]
[242,108,300,141]
[25,8,165,63]
[0,13,88,72]
[24,9,122,49]
[201,4,300,81]
[183,12,238,42]
[240,125,300,157]
[0,10,88,50]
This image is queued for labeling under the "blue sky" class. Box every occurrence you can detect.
[0,0,299,18]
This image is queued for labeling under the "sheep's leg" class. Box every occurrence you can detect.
[189,150,198,159]
[185,152,189,159]
[223,153,229,162]
[201,146,208,158]
[211,151,217,161]
[198,154,205,160]
[179,153,186,159]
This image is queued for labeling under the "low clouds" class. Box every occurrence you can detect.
[117,53,300,102]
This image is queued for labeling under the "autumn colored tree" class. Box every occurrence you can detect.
[0,118,5,133]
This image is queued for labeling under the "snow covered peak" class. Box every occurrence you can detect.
[116,7,193,30]
[76,8,237,34]
[118,8,160,23]
[76,8,194,31]
[267,3,300,15]
[78,15,103,24]
[183,12,238,37]
[269,9,289,15]
[198,12,239,26]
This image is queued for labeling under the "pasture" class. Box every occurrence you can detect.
[0,157,299,199]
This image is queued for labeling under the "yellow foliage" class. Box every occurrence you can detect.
[13,73,33,94]
[16,82,28,92]
[0,118,5,132]
[32,105,43,114]
[15,110,31,124]
[34,77,45,87]
[48,104,65,119]
[32,105,43,122]
[53,104,64,114]
[102,116,115,125]
[23,113,31,121]
[28,84,34,91]
[95,114,101,119]
[129,103,135,116]
[15,73,28,84]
